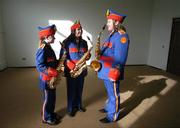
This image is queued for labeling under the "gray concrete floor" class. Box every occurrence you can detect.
[0,66,180,128]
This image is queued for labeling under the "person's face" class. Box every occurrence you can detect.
[46,35,55,44]
[106,19,115,32]
[75,27,82,38]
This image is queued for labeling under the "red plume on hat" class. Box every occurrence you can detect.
[106,9,127,23]
[71,20,81,30]
[38,24,56,39]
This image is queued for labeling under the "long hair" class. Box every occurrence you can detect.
[65,28,83,43]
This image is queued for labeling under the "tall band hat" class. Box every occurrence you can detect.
[106,9,127,23]
[38,24,56,39]
[71,20,81,30]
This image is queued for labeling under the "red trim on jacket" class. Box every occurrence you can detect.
[104,62,112,67]
[100,56,114,61]
[100,56,114,68]
[69,48,78,53]
[103,42,113,48]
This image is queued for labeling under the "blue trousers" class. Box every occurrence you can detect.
[66,75,84,112]
[39,79,56,121]
[104,80,120,122]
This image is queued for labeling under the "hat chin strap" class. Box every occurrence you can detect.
[44,38,53,44]
[43,38,49,43]
[43,35,54,44]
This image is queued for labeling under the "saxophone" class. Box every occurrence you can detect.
[90,24,106,71]
[70,37,93,78]
[48,42,67,89]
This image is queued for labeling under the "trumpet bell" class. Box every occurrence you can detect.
[90,60,101,72]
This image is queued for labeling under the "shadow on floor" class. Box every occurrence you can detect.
[56,107,67,119]
[118,77,167,120]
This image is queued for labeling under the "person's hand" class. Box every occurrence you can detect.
[60,66,65,72]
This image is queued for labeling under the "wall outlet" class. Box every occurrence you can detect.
[22,57,26,60]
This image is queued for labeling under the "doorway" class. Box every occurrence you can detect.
[167,18,180,75]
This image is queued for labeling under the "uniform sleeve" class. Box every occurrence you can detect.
[35,48,48,74]
[108,34,129,81]
[113,34,129,68]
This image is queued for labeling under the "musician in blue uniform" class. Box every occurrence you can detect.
[60,21,90,117]
[98,9,130,123]
[36,24,60,125]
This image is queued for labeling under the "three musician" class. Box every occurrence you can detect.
[35,9,129,125]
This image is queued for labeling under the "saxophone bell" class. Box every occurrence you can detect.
[90,24,106,72]
[90,60,102,72]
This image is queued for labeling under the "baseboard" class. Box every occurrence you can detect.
[7,66,36,68]
[0,60,7,71]
[2,65,165,72]
[126,64,166,71]
[146,65,166,71]
[126,64,147,66]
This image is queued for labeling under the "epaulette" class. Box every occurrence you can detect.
[118,29,126,35]
[39,43,46,49]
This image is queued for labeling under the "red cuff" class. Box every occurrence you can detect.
[66,61,76,70]
[108,68,120,81]
[47,67,58,77]
[42,73,51,81]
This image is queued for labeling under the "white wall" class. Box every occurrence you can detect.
[148,0,180,70]
[0,2,7,70]
[2,0,154,67]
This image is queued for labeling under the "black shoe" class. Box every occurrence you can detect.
[99,108,107,113]
[67,109,76,117]
[42,119,58,125]
[78,107,86,112]
[53,113,61,121]
[99,117,111,123]
[67,111,75,117]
